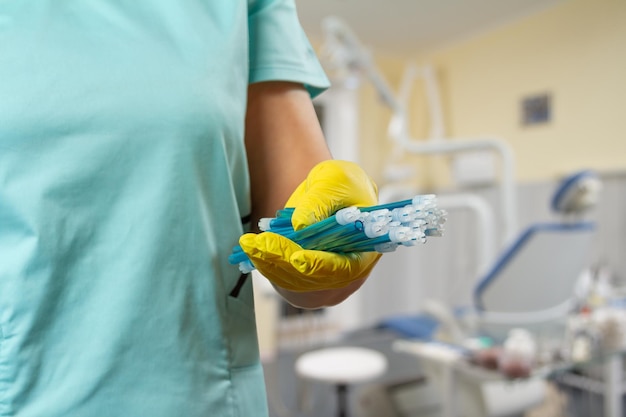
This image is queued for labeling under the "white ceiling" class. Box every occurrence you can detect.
[295,0,565,55]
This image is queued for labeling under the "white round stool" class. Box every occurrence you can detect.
[295,346,388,417]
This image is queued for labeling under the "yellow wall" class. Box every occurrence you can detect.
[358,0,626,186]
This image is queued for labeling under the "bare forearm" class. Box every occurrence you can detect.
[244,81,331,225]
[244,81,370,309]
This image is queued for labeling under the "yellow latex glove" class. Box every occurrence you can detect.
[239,160,382,292]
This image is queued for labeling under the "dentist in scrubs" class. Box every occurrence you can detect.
[0,1,381,416]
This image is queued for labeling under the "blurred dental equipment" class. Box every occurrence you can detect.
[551,169,603,217]
[229,195,447,273]
[386,170,603,417]
[320,16,518,247]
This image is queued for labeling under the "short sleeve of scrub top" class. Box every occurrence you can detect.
[0,1,329,417]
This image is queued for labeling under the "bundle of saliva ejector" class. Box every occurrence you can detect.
[229,194,447,274]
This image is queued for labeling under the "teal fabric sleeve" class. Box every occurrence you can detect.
[248,0,330,98]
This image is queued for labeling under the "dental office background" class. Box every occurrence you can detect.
[254,0,626,356]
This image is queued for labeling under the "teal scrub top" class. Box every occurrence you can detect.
[0,1,329,416]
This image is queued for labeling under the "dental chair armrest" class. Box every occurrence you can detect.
[478,298,576,325]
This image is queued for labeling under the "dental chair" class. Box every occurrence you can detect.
[470,173,599,342]
[385,170,602,417]
[474,170,600,339]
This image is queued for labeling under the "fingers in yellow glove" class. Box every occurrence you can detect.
[240,160,381,292]
[239,232,382,292]
[286,160,378,231]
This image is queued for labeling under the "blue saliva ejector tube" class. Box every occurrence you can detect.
[229,194,447,273]
[227,206,363,266]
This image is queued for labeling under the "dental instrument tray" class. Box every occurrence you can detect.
[229,194,447,273]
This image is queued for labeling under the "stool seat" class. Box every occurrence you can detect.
[295,347,388,417]
[296,346,388,383]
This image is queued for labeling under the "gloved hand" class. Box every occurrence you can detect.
[239,160,382,292]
